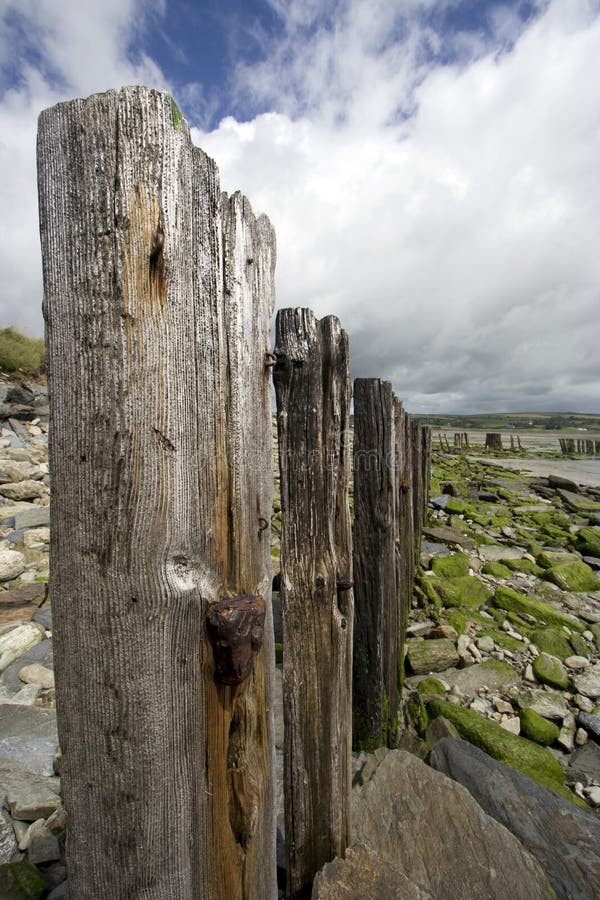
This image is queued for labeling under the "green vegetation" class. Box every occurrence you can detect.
[519,709,560,747]
[0,327,44,375]
[415,411,600,433]
[170,96,183,130]
[493,585,585,633]
[426,699,588,806]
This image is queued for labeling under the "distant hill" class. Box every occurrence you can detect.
[413,412,600,433]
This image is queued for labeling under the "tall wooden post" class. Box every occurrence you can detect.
[38,87,277,899]
[273,309,353,900]
[352,379,404,751]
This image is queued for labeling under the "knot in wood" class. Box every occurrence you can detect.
[336,578,354,591]
[207,594,266,686]
[399,480,410,495]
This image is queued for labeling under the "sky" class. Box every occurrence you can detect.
[1,0,599,413]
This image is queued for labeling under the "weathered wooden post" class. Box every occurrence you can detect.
[38,86,277,899]
[352,379,404,751]
[273,309,353,900]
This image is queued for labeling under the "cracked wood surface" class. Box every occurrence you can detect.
[38,86,277,899]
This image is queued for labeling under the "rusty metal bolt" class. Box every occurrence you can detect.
[206,594,266,686]
[264,352,278,367]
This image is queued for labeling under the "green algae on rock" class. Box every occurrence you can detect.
[483,561,512,578]
[530,627,574,661]
[434,575,491,609]
[532,652,569,690]
[426,699,566,791]
[417,677,446,696]
[519,708,561,746]
[431,552,470,578]
[406,638,459,675]
[574,526,600,559]
[543,560,600,593]
[493,585,585,633]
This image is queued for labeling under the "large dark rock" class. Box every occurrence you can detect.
[577,711,600,744]
[565,742,600,787]
[349,749,552,899]
[430,737,600,899]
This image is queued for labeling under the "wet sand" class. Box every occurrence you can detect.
[469,455,600,488]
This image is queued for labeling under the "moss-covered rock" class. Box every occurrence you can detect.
[406,692,429,737]
[417,676,446,696]
[406,638,459,675]
[0,863,46,900]
[519,708,560,746]
[574,526,600,559]
[482,561,512,579]
[493,585,585,633]
[445,498,467,515]
[569,632,590,658]
[544,561,600,593]
[426,699,567,796]
[435,575,491,609]
[589,623,600,649]
[530,627,573,661]
[500,557,543,576]
[431,552,470,578]
[532,652,569,690]
[537,549,579,569]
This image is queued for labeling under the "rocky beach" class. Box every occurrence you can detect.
[1,374,600,898]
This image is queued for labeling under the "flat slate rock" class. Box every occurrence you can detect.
[565,742,600,787]
[312,844,433,899]
[421,526,476,551]
[31,605,52,631]
[435,659,520,696]
[0,705,58,776]
[0,584,45,607]
[0,811,17,865]
[430,737,600,900]
[351,749,552,899]
[0,758,61,821]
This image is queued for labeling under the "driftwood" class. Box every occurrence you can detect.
[38,86,277,899]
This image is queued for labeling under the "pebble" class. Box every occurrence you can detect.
[575,728,588,746]
[500,716,520,735]
[565,656,590,670]
[476,636,495,653]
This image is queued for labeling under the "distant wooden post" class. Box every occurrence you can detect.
[352,380,403,751]
[485,433,503,451]
[38,87,277,899]
[273,309,353,900]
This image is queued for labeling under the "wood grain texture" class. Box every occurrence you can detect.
[38,86,277,899]
[273,309,353,900]
[352,380,401,752]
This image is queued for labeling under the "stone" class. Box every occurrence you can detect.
[575,526,600,558]
[548,474,580,493]
[557,488,600,513]
[0,482,47,502]
[565,742,600,787]
[0,462,44,485]
[476,635,495,653]
[514,687,568,721]
[0,549,25,583]
[0,810,17,865]
[30,606,51,632]
[530,627,573,661]
[577,712,600,743]
[1,639,53,695]
[430,737,600,898]
[0,705,58,776]
[0,624,43,672]
[427,698,568,796]
[405,638,459,675]
[0,861,46,899]
[18,665,54,691]
[416,677,446,696]
[585,786,600,807]
[312,843,431,899]
[22,529,49,549]
[47,884,68,900]
[545,561,600,593]
[500,716,520,734]
[557,714,576,753]
[7,684,41,706]
[434,659,520,697]
[493,585,584,633]
[425,716,459,746]
[573,664,600,699]
[565,656,589,670]
[0,759,61,821]
[431,552,469,578]
[350,750,552,899]
[421,525,476,551]
[519,708,560,746]
[532,653,569,690]
[12,507,50,530]
[20,819,60,865]
[575,728,588,746]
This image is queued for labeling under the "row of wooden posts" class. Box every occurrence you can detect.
[37,87,429,899]
[559,438,600,454]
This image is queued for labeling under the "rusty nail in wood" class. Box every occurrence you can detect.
[206,594,266,686]
[258,517,269,532]
[264,352,278,367]
[399,480,410,495]
[149,226,164,262]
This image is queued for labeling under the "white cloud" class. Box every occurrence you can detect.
[0,0,598,412]
[196,0,600,411]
